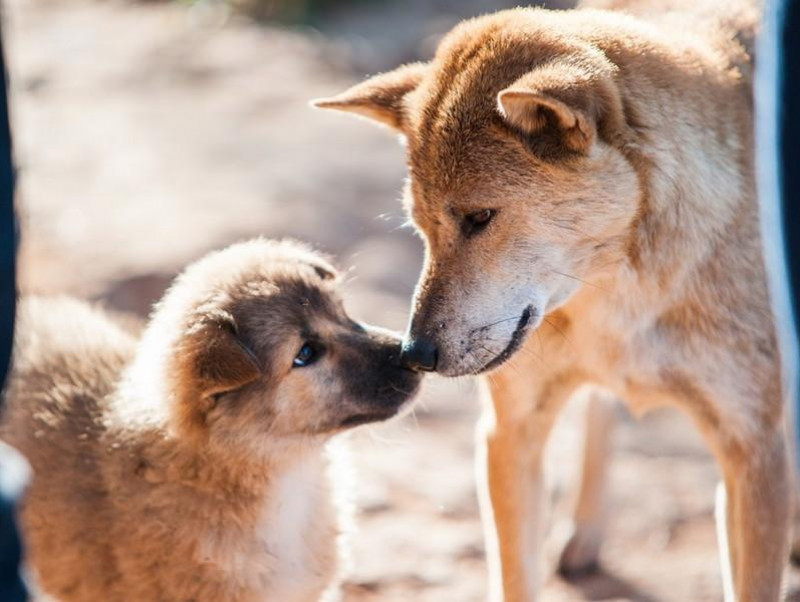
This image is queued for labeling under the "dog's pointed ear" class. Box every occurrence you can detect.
[497,56,621,155]
[311,62,428,131]
[172,310,261,435]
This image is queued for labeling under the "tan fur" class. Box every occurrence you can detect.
[315,1,791,600]
[1,239,420,602]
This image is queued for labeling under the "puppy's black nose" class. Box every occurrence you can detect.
[400,337,438,372]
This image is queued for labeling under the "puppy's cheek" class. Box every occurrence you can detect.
[272,372,347,435]
[205,395,275,449]
[314,373,353,429]
[270,393,312,435]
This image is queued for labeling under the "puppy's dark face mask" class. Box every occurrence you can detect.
[170,244,421,454]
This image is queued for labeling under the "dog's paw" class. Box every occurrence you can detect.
[556,522,603,577]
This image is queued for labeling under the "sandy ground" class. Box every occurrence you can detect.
[3,0,799,599]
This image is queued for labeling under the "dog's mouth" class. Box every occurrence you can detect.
[475,305,536,373]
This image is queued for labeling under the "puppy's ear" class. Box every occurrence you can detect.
[172,310,261,436]
[497,54,621,156]
[311,62,428,131]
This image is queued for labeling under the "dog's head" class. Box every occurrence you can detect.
[314,9,642,375]
[148,239,420,453]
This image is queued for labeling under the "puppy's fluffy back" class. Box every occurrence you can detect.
[1,297,137,598]
[3,296,137,454]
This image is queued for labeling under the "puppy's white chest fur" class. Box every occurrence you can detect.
[259,453,335,600]
[199,450,340,602]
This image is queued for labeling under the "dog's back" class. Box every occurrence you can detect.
[1,297,137,598]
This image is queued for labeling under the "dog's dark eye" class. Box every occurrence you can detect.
[462,209,496,237]
[293,343,319,368]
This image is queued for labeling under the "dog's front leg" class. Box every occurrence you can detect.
[476,366,578,602]
[721,426,790,602]
[783,404,800,563]
[697,405,791,602]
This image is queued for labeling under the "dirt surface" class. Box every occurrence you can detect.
[4,0,798,600]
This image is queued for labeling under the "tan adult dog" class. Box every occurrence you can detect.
[1,240,420,602]
[314,1,793,600]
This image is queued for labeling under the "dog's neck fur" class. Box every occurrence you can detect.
[570,8,757,311]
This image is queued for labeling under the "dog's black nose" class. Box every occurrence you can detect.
[400,337,438,372]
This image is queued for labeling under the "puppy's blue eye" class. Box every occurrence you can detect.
[293,343,318,368]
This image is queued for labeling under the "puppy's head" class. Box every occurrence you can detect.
[149,239,420,454]
[313,9,642,375]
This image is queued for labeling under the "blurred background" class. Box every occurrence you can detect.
[3,0,798,599]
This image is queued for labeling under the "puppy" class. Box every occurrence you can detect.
[314,1,791,601]
[1,239,420,602]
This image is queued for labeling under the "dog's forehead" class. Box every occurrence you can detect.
[400,8,599,194]
[405,80,497,196]
[404,130,541,226]
[404,94,509,219]
[404,37,569,213]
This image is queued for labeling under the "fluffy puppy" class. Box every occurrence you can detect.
[1,239,421,602]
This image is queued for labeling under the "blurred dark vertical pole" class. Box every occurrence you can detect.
[781,0,799,358]
[757,0,800,478]
[781,0,800,487]
[0,12,14,395]
[0,17,26,602]
[774,0,800,460]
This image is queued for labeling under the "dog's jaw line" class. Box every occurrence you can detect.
[473,304,536,374]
